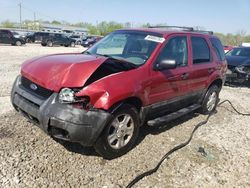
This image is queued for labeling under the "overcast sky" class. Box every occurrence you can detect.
[0,0,250,34]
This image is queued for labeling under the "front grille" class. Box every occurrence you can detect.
[21,76,53,99]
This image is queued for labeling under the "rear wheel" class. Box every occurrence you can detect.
[47,41,53,47]
[15,40,22,46]
[200,85,219,114]
[94,104,139,159]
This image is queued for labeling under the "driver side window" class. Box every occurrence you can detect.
[156,36,188,67]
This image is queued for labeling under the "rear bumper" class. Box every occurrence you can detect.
[11,75,111,146]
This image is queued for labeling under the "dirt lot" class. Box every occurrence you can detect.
[0,44,250,188]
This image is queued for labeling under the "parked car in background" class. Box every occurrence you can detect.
[241,42,250,47]
[81,35,103,47]
[0,29,26,46]
[224,45,234,53]
[41,33,76,47]
[25,32,50,43]
[226,47,250,84]
[12,31,27,40]
[11,26,227,159]
[69,35,83,45]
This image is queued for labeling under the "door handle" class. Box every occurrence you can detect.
[208,68,214,74]
[181,73,189,80]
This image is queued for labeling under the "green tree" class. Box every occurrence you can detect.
[51,20,61,25]
[1,20,15,28]
[96,21,123,36]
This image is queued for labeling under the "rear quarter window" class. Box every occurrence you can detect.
[210,38,225,61]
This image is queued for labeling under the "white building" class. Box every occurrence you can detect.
[41,24,88,36]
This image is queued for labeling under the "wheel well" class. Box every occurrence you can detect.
[209,79,223,90]
[109,97,143,113]
[124,97,142,111]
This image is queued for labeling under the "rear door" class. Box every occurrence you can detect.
[0,31,4,43]
[148,35,192,117]
[0,31,11,44]
[188,35,216,98]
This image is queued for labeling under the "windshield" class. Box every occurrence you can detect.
[86,31,160,66]
[226,48,250,57]
[12,32,19,35]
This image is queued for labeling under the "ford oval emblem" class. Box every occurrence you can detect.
[30,83,38,90]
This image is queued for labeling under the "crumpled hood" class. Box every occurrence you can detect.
[21,53,108,92]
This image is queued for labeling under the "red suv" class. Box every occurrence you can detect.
[11,27,227,159]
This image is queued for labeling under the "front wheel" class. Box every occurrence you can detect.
[200,85,219,114]
[94,104,139,159]
[70,42,75,47]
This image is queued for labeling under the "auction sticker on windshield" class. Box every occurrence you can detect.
[144,35,165,43]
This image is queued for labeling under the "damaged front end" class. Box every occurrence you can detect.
[11,75,113,146]
[11,54,137,146]
[226,64,250,84]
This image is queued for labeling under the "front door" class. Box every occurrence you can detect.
[148,35,191,117]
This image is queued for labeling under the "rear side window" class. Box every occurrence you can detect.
[191,37,210,64]
[210,38,225,61]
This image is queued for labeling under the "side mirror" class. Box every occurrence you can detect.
[155,59,177,70]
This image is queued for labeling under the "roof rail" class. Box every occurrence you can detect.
[148,25,194,31]
[193,30,213,35]
[148,25,213,35]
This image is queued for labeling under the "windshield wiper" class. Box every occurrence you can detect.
[96,53,138,68]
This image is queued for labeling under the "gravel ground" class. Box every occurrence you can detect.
[0,44,250,188]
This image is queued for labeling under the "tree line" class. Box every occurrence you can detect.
[1,20,250,46]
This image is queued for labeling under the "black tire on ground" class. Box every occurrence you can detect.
[47,41,53,47]
[200,85,219,115]
[70,42,75,47]
[15,40,22,46]
[77,41,81,45]
[94,104,140,159]
[41,43,46,46]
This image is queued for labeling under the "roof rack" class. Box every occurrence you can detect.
[193,30,214,35]
[148,25,194,31]
[148,25,213,35]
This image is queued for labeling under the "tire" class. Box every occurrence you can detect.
[47,41,53,47]
[200,85,219,114]
[70,42,75,47]
[26,38,31,43]
[94,104,140,159]
[15,40,22,46]
[77,41,81,45]
[41,43,46,47]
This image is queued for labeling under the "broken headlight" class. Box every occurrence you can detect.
[59,88,90,109]
[59,88,75,103]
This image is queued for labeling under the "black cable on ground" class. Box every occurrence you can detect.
[126,100,250,188]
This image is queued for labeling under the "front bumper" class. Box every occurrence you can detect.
[11,76,111,146]
[226,69,249,83]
